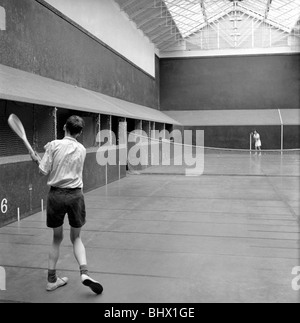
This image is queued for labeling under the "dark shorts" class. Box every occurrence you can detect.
[47,187,86,229]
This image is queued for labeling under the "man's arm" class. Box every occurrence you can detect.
[30,151,41,165]
[31,142,54,176]
[30,151,47,176]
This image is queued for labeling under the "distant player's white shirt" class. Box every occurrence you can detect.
[39,136,86,188]
[253,133,262,147]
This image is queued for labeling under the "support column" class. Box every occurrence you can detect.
[278,109,284,154]
[109,115,112,145]
[53,107,57,140]
[281,124,284,154]
[97,114,101,147]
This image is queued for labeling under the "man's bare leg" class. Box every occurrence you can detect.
[47,226,68,291]
[70,226,103,295]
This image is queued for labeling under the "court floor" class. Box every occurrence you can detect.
[0,153,299,303]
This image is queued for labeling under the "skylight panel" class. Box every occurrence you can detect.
[164,0,205,37]
[268,0,300,30]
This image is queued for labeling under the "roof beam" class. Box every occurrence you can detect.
[121,0,150,15]
[159,40,183,52]
[141,19,167,34]
[237,4,289,33]
[119,0,139,11]
[199,0,208,24]
[130,3,155,20]
[156,33,179,46]
[162,1,202,17]
[264,0,272,20]
[151,28,178,43]
[136,10,163,28]
[185,5,233,38]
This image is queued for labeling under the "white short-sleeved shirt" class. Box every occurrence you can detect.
[253,133,262,147]
[39,136,86,189]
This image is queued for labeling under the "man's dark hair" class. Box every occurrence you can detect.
[66,115,85,136]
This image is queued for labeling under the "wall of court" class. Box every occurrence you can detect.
[0,0,159,109]
[284,126,300,149]
[160,54,300,111]
[0,151,126,227]
[0,100,127,227]
[0,0,161,227]
[44,0,156,77]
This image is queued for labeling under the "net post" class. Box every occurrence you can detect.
[281,124,284,155]
[278,108,283,155]
[249,133,252,154]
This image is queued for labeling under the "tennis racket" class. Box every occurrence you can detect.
[8,114,36,156]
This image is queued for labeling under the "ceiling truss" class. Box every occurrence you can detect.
[114,0,300,52]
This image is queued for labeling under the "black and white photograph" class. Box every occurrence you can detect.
[0,0,300,306]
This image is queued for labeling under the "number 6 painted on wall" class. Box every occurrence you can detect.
[1,199,8,214]
[292,266,300,291]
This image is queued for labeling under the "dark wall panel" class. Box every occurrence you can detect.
[0,100,34,156]
[107,164,119,184]
[155,55,160,109]
[0,0,159,109]
[0,100,55,156]
[0,150,126,228]
[284,126,300,149]
[0,161,48,227]
[83,153,106,193]
[160,54,300,111]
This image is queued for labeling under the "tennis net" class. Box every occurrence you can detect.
[126,132,300,177]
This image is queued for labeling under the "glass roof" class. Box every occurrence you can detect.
[164,0,300,38]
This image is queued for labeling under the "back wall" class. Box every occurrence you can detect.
[160,54,300,111]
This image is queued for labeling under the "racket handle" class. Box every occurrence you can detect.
[23,138,35,156]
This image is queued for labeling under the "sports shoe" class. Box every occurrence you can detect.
[81,274,103,295]
[46,277,68,292]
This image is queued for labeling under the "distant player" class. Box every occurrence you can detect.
[252,130,262,156]
[31,115,103,295]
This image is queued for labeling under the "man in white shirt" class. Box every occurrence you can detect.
[252,130,262,156]
[32,115,103,295]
